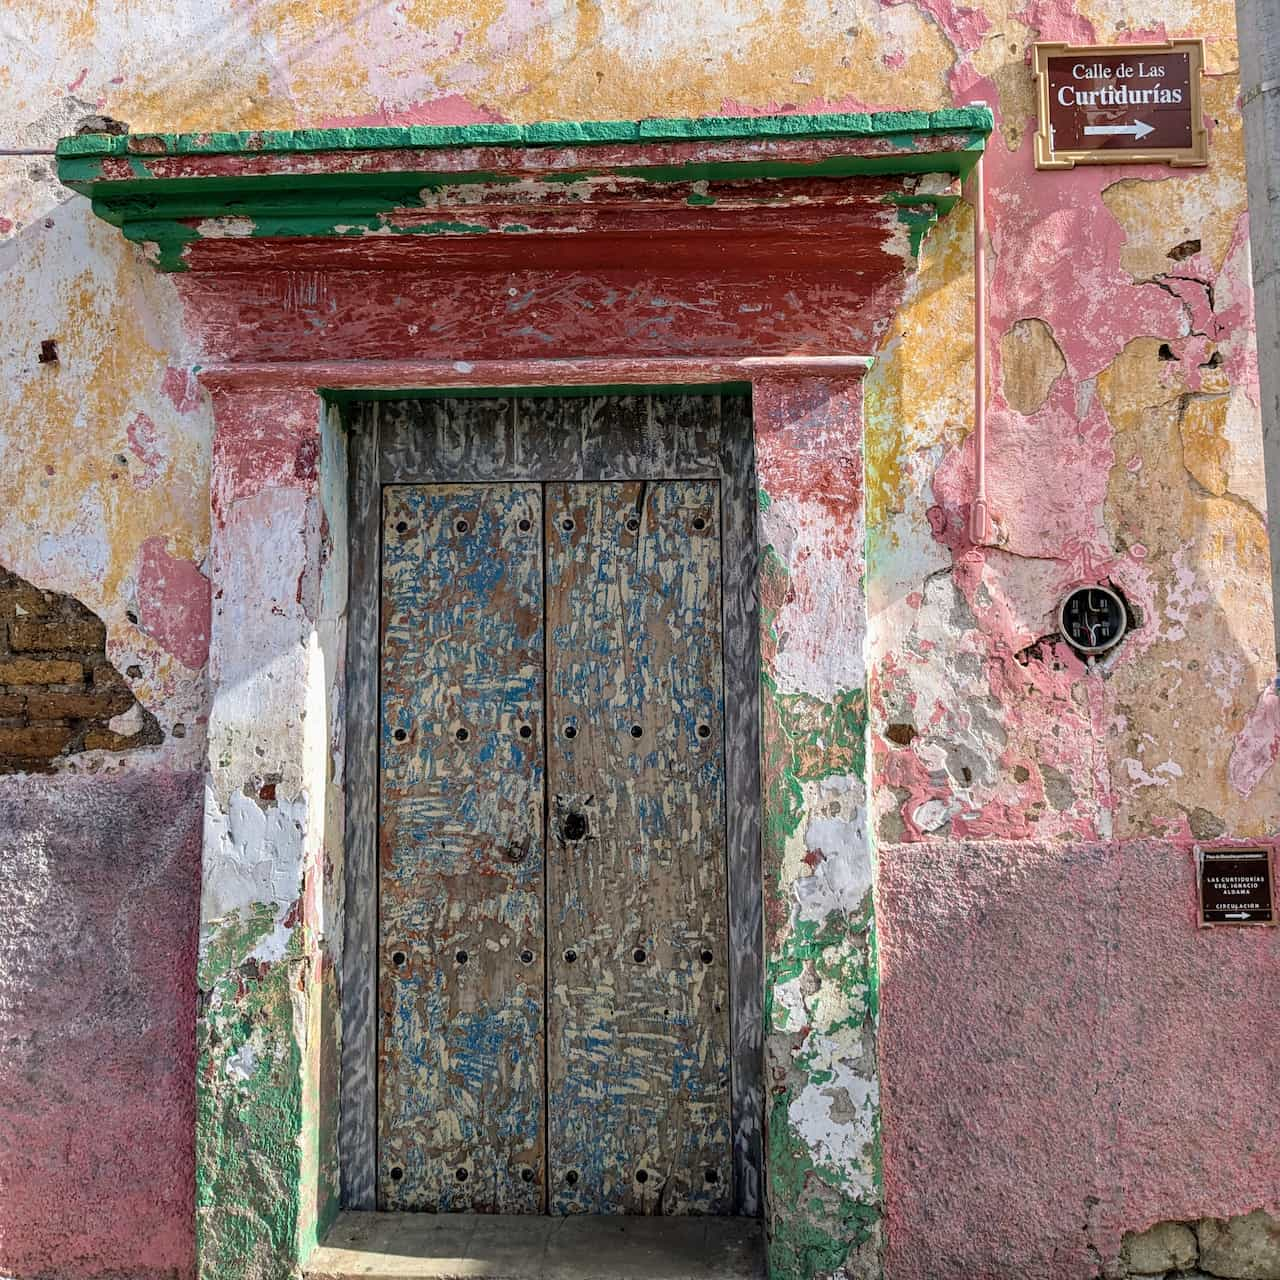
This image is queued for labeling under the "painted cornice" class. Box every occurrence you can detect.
[56,109,992,272]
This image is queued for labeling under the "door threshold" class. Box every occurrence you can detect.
[307,1212,765,1280]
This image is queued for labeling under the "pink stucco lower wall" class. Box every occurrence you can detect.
[0,771,200,1280]
[877,837,1280,1280]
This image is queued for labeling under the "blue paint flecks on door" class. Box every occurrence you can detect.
[377,478,731,1216]
[378,483,545,1211]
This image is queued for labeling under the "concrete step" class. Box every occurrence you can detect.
[307,1212,765,1280]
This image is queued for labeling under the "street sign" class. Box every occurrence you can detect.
[1033,40,1208,170]
[1198,847,1275,927]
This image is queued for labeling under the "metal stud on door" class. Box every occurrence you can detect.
[545,481,733,1214]
[378,484,546,1211]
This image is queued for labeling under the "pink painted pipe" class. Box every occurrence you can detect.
[967,151,996,546]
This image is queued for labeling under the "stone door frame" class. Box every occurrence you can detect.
[197,355,872,1279]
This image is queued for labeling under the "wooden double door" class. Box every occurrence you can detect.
[377,476,733,1214]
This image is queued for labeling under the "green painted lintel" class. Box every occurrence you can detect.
[57,108,993,162]
[56,110,989,271]
[60,145,983,216]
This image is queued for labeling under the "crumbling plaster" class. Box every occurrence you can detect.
[2,2,1277,1280]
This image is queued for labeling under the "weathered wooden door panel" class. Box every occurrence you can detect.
[544,481,732,1214]
[378,483,546,1212]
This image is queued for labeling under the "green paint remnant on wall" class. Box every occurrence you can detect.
[766,910,877,1036]
[197,903,306,1280]
[882,192,959,257]
[768,1093,881,1280]
[758,517,880,1278]
[759,667,868,891]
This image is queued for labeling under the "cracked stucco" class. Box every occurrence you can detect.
[2,2,1277,1280]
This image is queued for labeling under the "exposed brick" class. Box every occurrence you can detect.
[26,690,133,720]
[0,725,73,759]
[0,577,57,620]
[0,658,84,685]
[0,565,158,769]
[9,618,107,653]
[93,664,133,691]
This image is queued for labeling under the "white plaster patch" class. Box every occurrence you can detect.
[911,797,952,832]
[1223,386,1269,515]
[761,495,866,700]
[788,1046,880,1196]
[201,784,308,932]
[35,493,111,589]
[772,972,803,1034]
[796,774,872,922]
[107,702,145,736]
[225,1040,259,1082]
[587,0,788,65]
[1161,546,1211,643]
[195,216,256,237]
[1120,755,1183,787]
[208,488,318,803]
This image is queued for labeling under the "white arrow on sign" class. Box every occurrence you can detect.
[1222,912,1252,919]
[1084,120,1156,140]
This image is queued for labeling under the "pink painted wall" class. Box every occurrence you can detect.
[878,839,1280,1278]
[0,772,200,1280]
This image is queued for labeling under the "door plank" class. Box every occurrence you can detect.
[718,397,765,1216]
[545,480,732,1214]
[378,483,545,1211]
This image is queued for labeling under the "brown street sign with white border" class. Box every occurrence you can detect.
[1034,40,1208,170]
[1198,847,1275,927]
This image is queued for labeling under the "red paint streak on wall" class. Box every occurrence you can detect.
[180,261,906,366]
[753,376,865,558]
[878,838,1280,1279]
[209,387,322,522]
[0,772,200,1280]
[137,537,212,671]
[162,366,202,414]
[180,245,906,363]
[126,412,164,488]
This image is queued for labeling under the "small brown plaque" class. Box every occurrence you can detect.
[1034,40,1208,170]
[1198,846,1275,927]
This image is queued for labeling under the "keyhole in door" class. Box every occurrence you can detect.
[562,811,588,842]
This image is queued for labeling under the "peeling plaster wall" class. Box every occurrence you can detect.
[2,3,1277,1280]
[757,378,880,1279]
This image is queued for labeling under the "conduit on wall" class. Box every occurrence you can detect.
[967,151,998,546]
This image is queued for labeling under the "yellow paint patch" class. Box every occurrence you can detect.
[865,204,974,529]
[999,318,1066,415]
[3,215,208,606]
[1101,75,1248,282]
[1101,338,1274,838]
[1179,394,1231,495]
